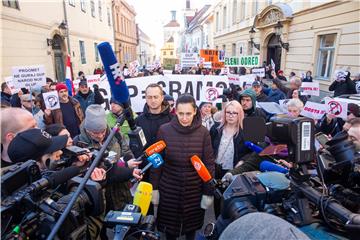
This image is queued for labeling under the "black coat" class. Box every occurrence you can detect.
[210,122,249,169]
[315,114,345,137]
[329,78,357,97]
[1,92,11,106]
[150,113,215,236]
[256,92,269,102]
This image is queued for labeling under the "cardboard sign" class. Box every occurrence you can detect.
[224,55,260,68]
[43,91,60,110]
[252,68,266,78]
[325,98,348,120]
[200,87,223,103]
[199,49,224,69]
[300,101,327,120]
[300,82,320,96]
[12,65,46,89]
[181,53,199,68]
[4,76,19,94]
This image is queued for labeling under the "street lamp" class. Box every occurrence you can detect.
[249,26,260,50]
[274,21,289,51]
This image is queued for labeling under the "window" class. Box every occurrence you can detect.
[232,43,236,56]
[79,40,86,64]
[98,0,102,21]
[80,0,86,12]
[316,34,336,79]
[94,43,99,62]
[241,0,245,20]
[107,7,111,26]
[163,51,166,56]
[216,12,219,31]
[116,13,119,31]
[2,0,19,9]
[90,0,95,17]
[69,0,75,7]
[170,51,173,55]
[232,0,237,24]
[223,6,227,29]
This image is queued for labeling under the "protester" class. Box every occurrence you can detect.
[78,71,86,80]
[20,93,45,129]
[272,72,307,103]
[1,82,12,107]
[74,79,105,113]
[343,117,360,132]
[252,81,268,102]
[44,83,84,138]
[199,102,215,130]
[348,118,360,151]
[164,94,175,115]
[1,108,37,167]
[150,94,215,240]
[353,73,360,94]
[329,70,357,97]
[277,70,287,81]
[210,100,248,217]
[49,82,57,91]
[267,79,286,103]
[286,98,304,118]
[239,89,267,120]
[302,71,313,82]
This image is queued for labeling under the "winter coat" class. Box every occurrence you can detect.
[302,76,313,82]
[210,122,249,168]
[74,89,105,114]
[267,89,286,103]
[256,92,269,102]
[315,114,345,137]
[329,78,357,97]
[1,92,11,106]
[150,112,215,236]
[239,89,267,120]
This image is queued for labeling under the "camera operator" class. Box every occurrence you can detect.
[1,108,37,168]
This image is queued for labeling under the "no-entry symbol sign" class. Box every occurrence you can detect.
[325,98,348,120]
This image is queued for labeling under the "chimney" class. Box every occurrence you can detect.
[171,10,176,21]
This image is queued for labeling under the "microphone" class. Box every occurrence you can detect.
[135,140,166,162]
[259,161,289,174]
[190,155,222,198]
[97,42,147,157]
[244,141,263,153]
[132,181,153,216]
[131,153,164,183]
[117,153,134,168]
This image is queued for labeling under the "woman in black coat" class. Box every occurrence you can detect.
[150,94,215,240]
[209,100,249,217]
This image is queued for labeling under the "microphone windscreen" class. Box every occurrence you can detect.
[190,155,212,183]
[47,166,80,188]
[133,181,153,216]
[260,161,288,174]
[244,141,263,153]
[145,140,166,156]
[97,42,129,103]
[123,153,134,162]
[146,153,164,168]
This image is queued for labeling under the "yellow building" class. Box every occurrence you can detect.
[161,36,178,69]
[213,0,360,91]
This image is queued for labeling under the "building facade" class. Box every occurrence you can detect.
[160,37,177,69]
[137,28,156,66]
[1,0,114,81]
[112,0,137,64]
[163,11,181,58]
[213,0,360,91]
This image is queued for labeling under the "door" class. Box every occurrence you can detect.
[52,35,65,81]
[267,34,282,73]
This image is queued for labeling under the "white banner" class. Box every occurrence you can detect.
[5,76,19,94]
[86,74,101,89]
[200,87,223,103]
[12,65,46,89]
[252,68,265,78]
[300,82,320,96]
[43,91,60,110]
[300,101,327,120]
[181,53,199,68]
[325,98,348,120]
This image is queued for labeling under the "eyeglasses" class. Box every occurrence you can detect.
[226,111,238,116]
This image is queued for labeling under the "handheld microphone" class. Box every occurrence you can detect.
[135,140,166,162]
[131,153,164,183]
[260,161,289,174]
[245,141,263,153]
[133,181,153,216]
[117,153,134,168]
[97,42,147,157]
[190,155,222,198]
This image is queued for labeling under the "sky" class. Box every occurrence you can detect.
[128,0,214,54]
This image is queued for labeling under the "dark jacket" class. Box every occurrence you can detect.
[315,114,345,137]
[10,93,22,108]
[1,92,11,106]
[256,92,269,102]
[267,88,286,103]
[273,78,308,104]
[302,76,313,82]
[210,122,249,169]
[329,78,357,97]
[239,89,267,120]
[74,89,105,113]
[150,112,215,236]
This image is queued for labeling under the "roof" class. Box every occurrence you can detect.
[186,5,211,33]
[164,20,180,28]
[138,28,151,42]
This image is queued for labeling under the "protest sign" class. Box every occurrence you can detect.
[239,74,256,89]
[203,62,212,69]
[227,74,241,85]
[199,49,224,69]
[257,102,286,114]
[279,99,291,112]
[325,98,348,120]
[200,87,223,103]
[4,76,19,94]
[271,59,275,70]
[300,82,320,96]
[252,68,265,78]
[300,101,327,120]
[129,60,140,77]
[224,55,260,68]
[175,64,182,72]
[12,65,46,89]
[181,53,199,68]
[86,74,101,88]
[43,91,60,110]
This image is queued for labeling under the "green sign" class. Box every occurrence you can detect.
[224,55,260,67]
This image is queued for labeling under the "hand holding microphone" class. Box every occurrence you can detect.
[130,153,164,183]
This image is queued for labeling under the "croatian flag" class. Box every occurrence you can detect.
[65,55,74,96]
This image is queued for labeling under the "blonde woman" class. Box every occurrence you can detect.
[210,100,249,217]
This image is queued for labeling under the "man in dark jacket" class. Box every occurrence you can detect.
[239,89,267,120]
[329,70,356,97]
[271,72,307,103]
[267,79,286,103]
[252,81,268,102]
[1,82,12,107]
[74,79,105,113]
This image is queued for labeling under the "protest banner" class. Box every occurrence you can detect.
[224,55,260,68]
[239,74,256,89]
[4,76,19,94]
[199,49,224,69]
[12,65,46,89]
[300,82,320,96]
[181,53,199,68]
[252,68,265,78]
[325,98,348,120]
[300,101,327,120]
[43,91,60,110]
[200,87,223,103]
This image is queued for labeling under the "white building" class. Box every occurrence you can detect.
[163,10,181,57]
[137,28,156,66]
[1,0,114,82]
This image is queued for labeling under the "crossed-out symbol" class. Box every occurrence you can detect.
[328,101,342,116]
[205,88,218,101]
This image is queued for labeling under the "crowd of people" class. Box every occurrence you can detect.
[1,65,360,239]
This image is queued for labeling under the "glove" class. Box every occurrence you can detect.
[152,190,160,206]
[222,172,233,183]
[93,84,99,91]
[200,195,214,210]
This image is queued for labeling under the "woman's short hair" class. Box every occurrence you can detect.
[287,98,304,110]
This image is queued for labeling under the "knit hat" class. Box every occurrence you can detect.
[239,88,257,109]
[110,97,124,108]
[84,104,107,131]
[79,79,88,86]
[348,103,360,117]
[56,83,68,92]
[252,81,262,87]
[199,102,212,110]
